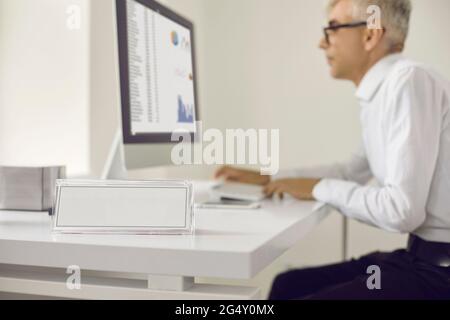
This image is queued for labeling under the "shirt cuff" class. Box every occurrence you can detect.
[312,179,334,203]
[312,178,361,221]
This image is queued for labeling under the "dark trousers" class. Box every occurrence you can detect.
[269,250,450,300]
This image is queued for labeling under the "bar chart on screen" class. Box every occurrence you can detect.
[178,95,194,123]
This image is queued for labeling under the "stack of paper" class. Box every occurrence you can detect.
[0,166,65,212]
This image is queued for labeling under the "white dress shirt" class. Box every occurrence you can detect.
[277,54,450,242]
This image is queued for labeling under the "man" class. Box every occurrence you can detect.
[215,0,450,300]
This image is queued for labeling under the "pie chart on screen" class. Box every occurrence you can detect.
[171,31,179,46]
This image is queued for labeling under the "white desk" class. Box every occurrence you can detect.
[0,181,329,300]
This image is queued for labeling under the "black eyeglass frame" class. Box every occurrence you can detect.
[323,21,368,45]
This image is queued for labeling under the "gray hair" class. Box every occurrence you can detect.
[328,0,412,48]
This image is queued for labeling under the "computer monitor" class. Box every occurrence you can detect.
[103,0,200,179]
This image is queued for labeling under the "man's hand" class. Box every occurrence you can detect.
[215,166,271,186]
[263,178,322,201]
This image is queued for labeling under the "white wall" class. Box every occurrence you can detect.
[0,0,90,176]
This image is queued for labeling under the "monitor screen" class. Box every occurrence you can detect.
[116,0,199,144]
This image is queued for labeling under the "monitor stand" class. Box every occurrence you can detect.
[101,129,128,180]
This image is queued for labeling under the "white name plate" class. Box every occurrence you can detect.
[52,180,194,235]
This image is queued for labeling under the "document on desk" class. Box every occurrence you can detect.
[52,180,194,235]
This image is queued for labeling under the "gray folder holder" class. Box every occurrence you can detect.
[52,180,195,235]
[0,166,65,212]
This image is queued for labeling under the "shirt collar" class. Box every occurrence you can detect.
[355,53,403,102]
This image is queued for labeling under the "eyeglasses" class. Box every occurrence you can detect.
[323,21,368,45]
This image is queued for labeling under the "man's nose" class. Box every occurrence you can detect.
[319,36,328,50]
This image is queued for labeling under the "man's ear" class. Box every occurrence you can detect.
[363,28,385,51]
